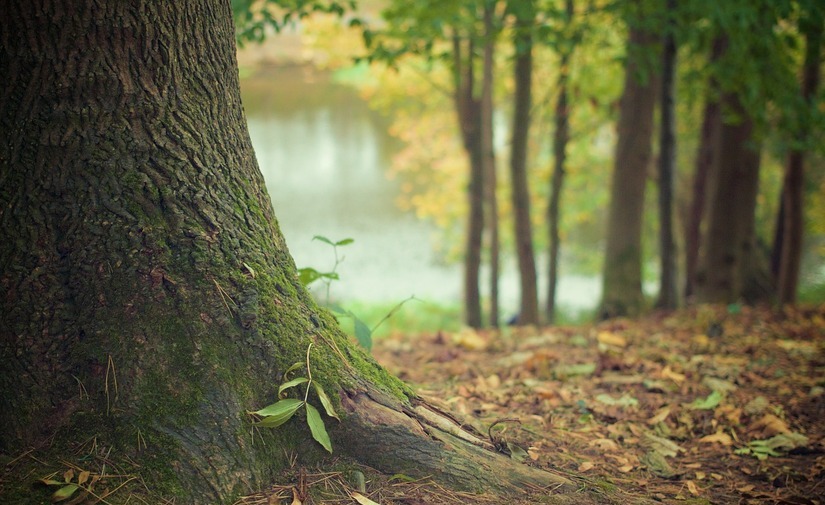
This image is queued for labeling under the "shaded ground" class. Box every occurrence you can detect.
[368,304,825,504]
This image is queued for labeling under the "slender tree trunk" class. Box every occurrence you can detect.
[547,0,574,324]
[1,2,581,502]
[777,9,823,304]
[482,1,500,327]
[453,35,485,328]
[599,21,658,319]
[685,38,725,301]
[694,93,762,303]
[510,0,540,325]
[655,0,678,310]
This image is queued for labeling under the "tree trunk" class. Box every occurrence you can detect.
[0,1,581,502]
[655,0,678,310]
[453,35,486,329]
[547,0,574,324]
[510,0,540,325]
[777,9,823,304]
[684,44,724,301]
[694,93,762,304]
[482,1,501,327]
[599,20,657,319]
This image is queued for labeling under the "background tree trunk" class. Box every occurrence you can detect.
[453,35,485,328]
[1,2,581,502]
[694,93,762,304]
[547,0,574,324]
[684,45,723,301]
[776,9,823,304]
[509,0,540,325]
[655,0,678,310]
[599,20,657,319]
[482,1,501,327]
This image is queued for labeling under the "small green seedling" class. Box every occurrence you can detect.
[297,235,414,351]
[250,344,339,452]
[298,235,353,305]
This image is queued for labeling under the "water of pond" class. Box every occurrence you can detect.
[241,65,600,316]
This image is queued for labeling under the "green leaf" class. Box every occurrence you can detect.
[39,478,64,486]
[278,377,309,397]
[51,483,80,502]
[506,442,528,462]
[298,267,323,286]
[353,316,373,351]
[687,390,723,410]
[334,238,354,246]
[306,403,332,453]
[253,398,304,428]
[312,235,335,246]
[595,393,639,408]
[283,361,305,378]
[313,382,340,421]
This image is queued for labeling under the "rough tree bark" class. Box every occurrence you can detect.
[509,0,540,325]
[0,1,583,503]
[599,17,657,319]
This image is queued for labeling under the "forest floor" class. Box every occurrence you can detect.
[368,303,825,504]
[239,303,825,505]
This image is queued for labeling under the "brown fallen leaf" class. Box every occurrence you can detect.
[597,331,627,348]
[698,431,733,446]
[749,413,790,436]
[352,491,381,505]
[578,461,595,472]
[647,406,672,425]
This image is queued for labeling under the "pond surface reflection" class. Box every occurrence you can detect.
[241,65,599,316]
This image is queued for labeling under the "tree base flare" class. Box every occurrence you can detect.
[335,387,579,499]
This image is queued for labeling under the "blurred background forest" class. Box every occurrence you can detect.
[231,0,825,332]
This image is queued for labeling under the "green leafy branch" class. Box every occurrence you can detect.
[250,343,340,453]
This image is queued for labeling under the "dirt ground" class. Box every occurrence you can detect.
[367,304,825,504]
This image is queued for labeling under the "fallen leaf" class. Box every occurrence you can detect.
[699,431,733,446]
[578,461,595,472]
[596,393,638,408]
[750,413,790,436]
[589,438,620,451]
[661,366,686,384]
[452,328,488,351]
[702,376,737,394]
[647,406,672,425]
[643,432,685,457]
[597,331,627,348]
[687,390,723,410]
[686,480,699,496]
[291,487,302,505]
[641,451,677,478]
[352,491,382,505]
